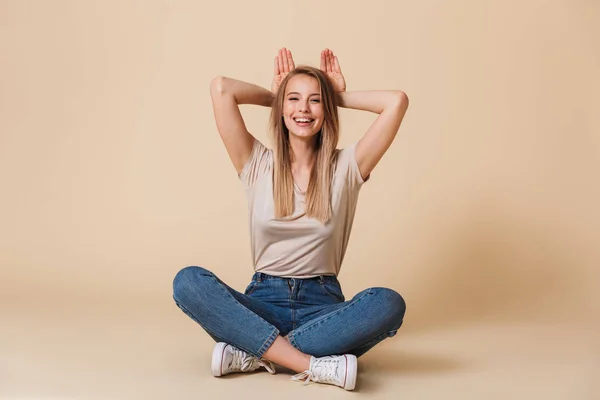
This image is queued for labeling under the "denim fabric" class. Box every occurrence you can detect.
[173,266,406,359]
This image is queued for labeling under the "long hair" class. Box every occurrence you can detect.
[269,65,340,223]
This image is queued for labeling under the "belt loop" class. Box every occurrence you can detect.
[318,275,325,284]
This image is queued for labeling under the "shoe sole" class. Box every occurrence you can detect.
[344,354,357,390]
[211,342,228,377]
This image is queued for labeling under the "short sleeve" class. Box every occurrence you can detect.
[337,142,370,190]
[239,138,272,187]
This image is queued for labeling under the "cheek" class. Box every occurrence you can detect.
[313,104,324,118]
[283,102,295,116]
[314,110,325,127]
[282,109,294,129]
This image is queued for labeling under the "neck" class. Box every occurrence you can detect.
[289,135,317,171]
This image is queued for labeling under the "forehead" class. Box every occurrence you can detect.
[285,74,320,94]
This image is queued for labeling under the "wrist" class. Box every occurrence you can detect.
[336,91,347,107]
[264,91,276,107]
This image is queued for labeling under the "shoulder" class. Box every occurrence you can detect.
[335,143,355,163]
[335,142,370,185]
[239,138,273,186]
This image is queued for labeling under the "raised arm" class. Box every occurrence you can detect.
[210,48,295,175]
[339,90,408,180]
[210,77,273,174]
[320,49,409,180]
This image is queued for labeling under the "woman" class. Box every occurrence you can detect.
[173,48,409,391]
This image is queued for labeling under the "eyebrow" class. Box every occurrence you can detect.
[286,92,321,96]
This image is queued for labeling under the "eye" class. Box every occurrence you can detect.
[288,97,298,101]
[310,98,321,103]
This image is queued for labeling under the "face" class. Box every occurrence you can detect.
[282,74,325,139]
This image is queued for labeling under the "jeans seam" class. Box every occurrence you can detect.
[205,272,276,329]
[257,328,279,358]
[245,281,259,296]
[319,281,345,302]
[205,272,283,356]
[177,269,281,358]
[174,297,226,343]
[353,328,399,353]
[287,289,374,343]
[288,331,302,353]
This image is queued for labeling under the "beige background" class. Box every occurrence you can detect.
[1,0,598,399]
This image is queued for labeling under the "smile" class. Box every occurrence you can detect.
[293,117,314,124]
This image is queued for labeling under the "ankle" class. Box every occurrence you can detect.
[262,336,312,373]
[295,354,312,373]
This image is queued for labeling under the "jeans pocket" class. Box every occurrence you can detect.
[319,281,345,302]
[244,280,259,296]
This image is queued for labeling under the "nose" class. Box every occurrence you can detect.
[298,100,310,112]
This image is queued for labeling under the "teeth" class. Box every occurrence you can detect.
[294,118,313,123]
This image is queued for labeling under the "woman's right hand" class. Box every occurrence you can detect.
[272,48,295,94]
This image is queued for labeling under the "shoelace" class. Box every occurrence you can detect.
[229,347,256,372]
[291,370,314,385]
[291,358,340,386]
[256,359,276,374]
[229,347,276,374]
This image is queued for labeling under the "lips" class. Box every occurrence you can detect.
[293,117,314,126]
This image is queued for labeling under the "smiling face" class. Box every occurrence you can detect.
[282,74,324,140]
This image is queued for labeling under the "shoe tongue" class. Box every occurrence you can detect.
[312,357,340,381]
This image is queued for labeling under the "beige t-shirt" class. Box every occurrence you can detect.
[239,138,368,278]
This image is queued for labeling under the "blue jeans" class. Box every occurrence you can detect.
[172,266,406,359]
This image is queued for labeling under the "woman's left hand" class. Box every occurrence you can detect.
[320,49,346,92]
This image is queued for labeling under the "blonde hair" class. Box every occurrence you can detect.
[269,66,340,223]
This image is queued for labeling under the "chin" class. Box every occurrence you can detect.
[286,125,323,139]
[289,130,320,140]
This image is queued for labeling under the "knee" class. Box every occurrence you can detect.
[172,266,211,302]
[370,287,406,329]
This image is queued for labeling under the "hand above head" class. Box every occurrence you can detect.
[272,48,295,94]
[320,48,346,93]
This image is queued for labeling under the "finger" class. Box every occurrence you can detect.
[274,55,280,76]
[320,49,326,70]
[287,49,295,70]
[278,49,285,74]
[334,56,342,73]
[281,48,290,73]
[329,49,335,71]
[325,49,332,72]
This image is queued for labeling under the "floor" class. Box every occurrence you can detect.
[1,291,596,400]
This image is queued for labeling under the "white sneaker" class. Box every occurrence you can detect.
[211,342,276,377]
[291,354,357,390]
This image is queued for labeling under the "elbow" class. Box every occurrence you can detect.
[381,91,408,114]
[394,90,409,109]
[210,76,229,96]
